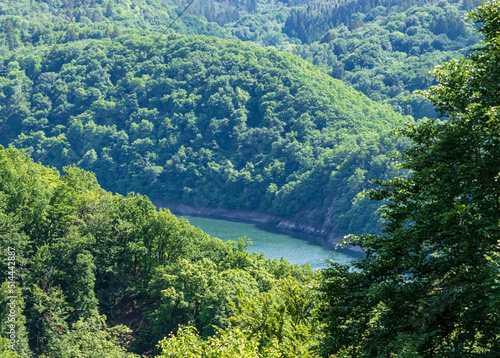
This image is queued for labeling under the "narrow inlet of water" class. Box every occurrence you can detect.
[181,215,363,270]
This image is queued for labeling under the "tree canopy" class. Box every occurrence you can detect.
[0,33,408,238]
[0,146,318,356]
[0,0,483,120]
[0,0,499,356]
[318,1,500,355]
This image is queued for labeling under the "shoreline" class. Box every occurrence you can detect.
[153,201,363,253]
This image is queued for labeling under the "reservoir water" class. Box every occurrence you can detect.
[181,215,363,270]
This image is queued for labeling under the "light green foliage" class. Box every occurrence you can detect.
[144,258,221,343]
[319,1,500,356]
[0,0,229,51]
[156,275,321,357]
[0,337,22,358]
[156,326,261,358]
[62,316,132,358]
[0,283,31,357]
[138,241,310,351]
[0,146,316,355]
[230,275,321,357]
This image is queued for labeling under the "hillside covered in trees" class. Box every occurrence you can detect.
[0,32,408,237]
[0,146,319,356]
[291,0,483,118]
[0,0,484,119]
[0,0,499,357]
[0,0,488,237]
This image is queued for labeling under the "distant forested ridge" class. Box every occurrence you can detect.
[283,0,482,43]
[0,0,482,120]
[288,0,483,118]
[0,33,406,237]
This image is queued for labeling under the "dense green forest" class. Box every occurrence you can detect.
[0,0,488,238]
[0,0,483,119]
[0,146,319,356]
[1,0,499,356]
[319,1,500,355]
[0,32,408,237]
[286,0,483,118]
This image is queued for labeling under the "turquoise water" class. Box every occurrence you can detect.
[181,215,363,270]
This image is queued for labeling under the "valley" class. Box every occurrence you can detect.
[0,0,498,357]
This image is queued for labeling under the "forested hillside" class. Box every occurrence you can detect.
[0,146,319,356]
[0,0,485,235]
[283,0,481,43]
[1,0,499,357]
[288,0,483,118]
[0,32,407,237]
[0,0,483,119]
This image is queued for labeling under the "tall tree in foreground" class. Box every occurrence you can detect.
[318,1,500,356]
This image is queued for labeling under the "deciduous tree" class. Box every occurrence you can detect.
[319,1,500,356]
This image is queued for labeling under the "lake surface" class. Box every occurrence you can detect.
[181,215,363,270]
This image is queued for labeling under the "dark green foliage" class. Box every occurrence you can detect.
[283,0,481,44]
[318,1,500,355]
